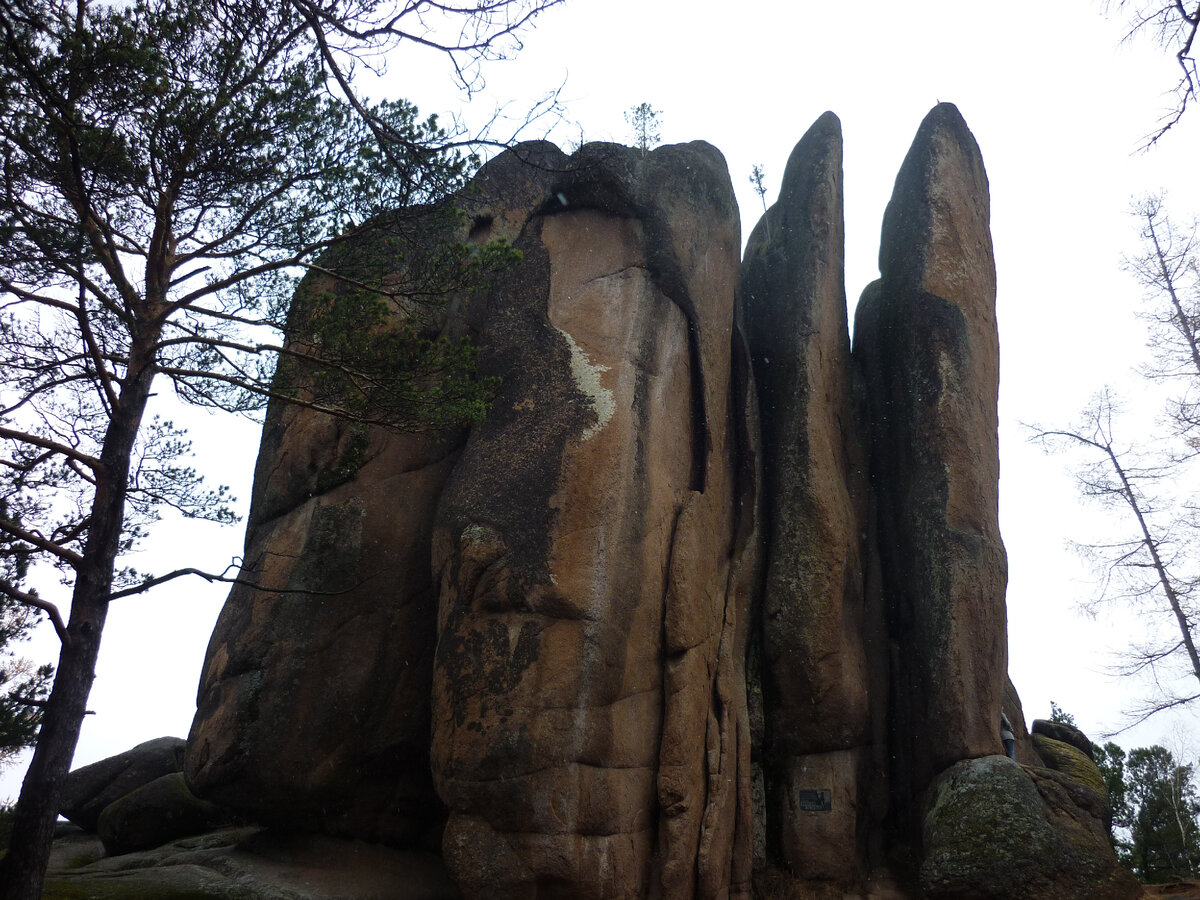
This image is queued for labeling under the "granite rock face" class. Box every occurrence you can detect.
[921,756,1138,900]
[739,111,879,886]
[1033,718,1098,760]
[431,140,757,899]
[854,103,1009,813]
[184,416,461,848]
[1033,736,1109,806]
[184,218,479,846]
[183,106,1130,898]
[97,772,236,856]
[60,737,186,833]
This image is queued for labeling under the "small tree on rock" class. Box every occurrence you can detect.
[625,102,661,157]
[749,163,771,242]
[1050,700,1079,726]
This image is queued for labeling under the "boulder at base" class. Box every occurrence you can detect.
[1033,735,1108,802]
[1033,718,1098,760]
[921,756,1140,900]
[97,772,238,856]
[60,736,185,832]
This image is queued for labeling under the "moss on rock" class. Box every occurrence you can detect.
[921,756,1061,898]
[1033,735,1108,800]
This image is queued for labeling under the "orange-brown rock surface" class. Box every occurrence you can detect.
[739,111,881,887]
[184,214,479,846]
[431,140,757,898]
[183,106,1135,900]
[853,102,1009,815]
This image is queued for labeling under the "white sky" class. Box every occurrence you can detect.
[6,0,1200,798]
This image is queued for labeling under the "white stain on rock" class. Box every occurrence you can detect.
[556,326,613,441]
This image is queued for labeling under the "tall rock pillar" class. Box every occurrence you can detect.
[740,112,878,887]
[853,103,1008,813]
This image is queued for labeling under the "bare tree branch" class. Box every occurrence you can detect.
[106,561,386,601]
[0,578,67,645]
[1106,1,1200,147]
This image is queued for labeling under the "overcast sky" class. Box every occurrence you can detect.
[6,0,1200,798]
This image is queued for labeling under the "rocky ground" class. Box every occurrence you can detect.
[41,824,459,899]
[44,819,1195,899]
[1143,882,1200,899]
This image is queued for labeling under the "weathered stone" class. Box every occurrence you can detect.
[45,825,460,899]
[740,111,877,887]
[185,421,461,845]
[1033,736,1108,800]
[431,140,756,899]
[1033,719,1097,760]
[921,756,1139,900]
[177,107,1131,900]
[60,737,185,832]
[854,102,1009,811]
[773,749,866,883]
[180,167,532,845]
[97,772,237,856]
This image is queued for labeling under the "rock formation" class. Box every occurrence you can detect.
[430,140,758,899]
[920,756,1138,899]
[183,229,482,846]
[61,736,187,833]
[854,103,1009,815]
[96,772,235,856]
[739,111,881,887]
[180,104,1137,898]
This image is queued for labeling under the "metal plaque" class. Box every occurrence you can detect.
[796,789,833,812]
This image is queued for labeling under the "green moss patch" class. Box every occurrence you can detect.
[1033,734,1108,800]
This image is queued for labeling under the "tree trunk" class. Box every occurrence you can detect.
[0,601,107,899]
[0,348,156,899]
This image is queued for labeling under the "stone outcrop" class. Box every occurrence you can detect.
[185,422,457,847]
[430,140,757,899]
[188,139,759,898]
[43,825,460,899]
[739,111,880,887]
[183,217,484,845]
[181,105,1134,898]
[60,736,186,832]
[96,772,236,856]
[1033,736,1109,804]
[1034,718,1099,760]
[853,103,1009,814]
[921,756,1138,900]
[58,740,238,856]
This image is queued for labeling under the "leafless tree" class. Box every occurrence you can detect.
[1035,194,1200,726]
[1033,392,1200,726]
[1125,195,1200,445]
[1104,1,1200,146]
